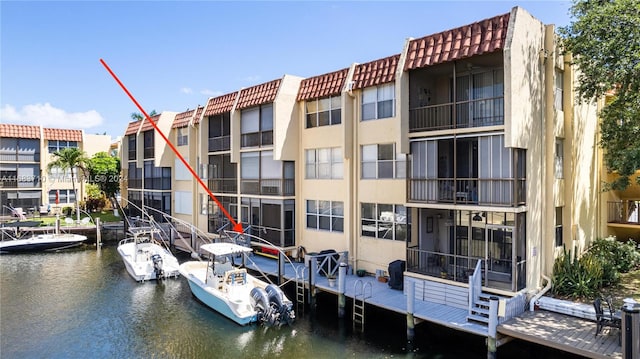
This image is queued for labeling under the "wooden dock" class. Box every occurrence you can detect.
[243,253,628,359]
[243,254,489,336]
[498,310,622,359]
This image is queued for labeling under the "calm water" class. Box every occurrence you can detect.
[1,241,578,359]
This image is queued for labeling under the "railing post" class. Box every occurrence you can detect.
[487,296,499,359]
[278,251,284,285]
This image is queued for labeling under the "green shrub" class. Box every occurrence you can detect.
[553,237,640,299]
[590,236,640,275]
[552,247,603,299]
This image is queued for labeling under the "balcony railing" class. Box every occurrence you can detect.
[240,179,294,196]
[0,180,18,188]
[608,200,640,225]
[0,153,41,162]
[409,97,504,132]
[208,136,230,152]
[406,247,526,291]
[143,147,154,159]
[241,131,273,148]
[208,178,237,194]
[408,178,525,206]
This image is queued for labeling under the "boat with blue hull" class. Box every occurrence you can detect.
[179,242,295,326]
[0,232,87,253]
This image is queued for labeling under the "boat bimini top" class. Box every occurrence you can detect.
[200,243,253,257]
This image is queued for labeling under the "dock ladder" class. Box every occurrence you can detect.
[353,279,372,331]
[295,266,307,315]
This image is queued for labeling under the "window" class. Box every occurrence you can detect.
[306,96,341,128]
[174,191,192,215]
[48,189,76,204]
[128,135,136,161]
[555,69,564,111]
[241,104,273,147]
[362,83,395,121]
[555,207,563,247]
[177,127,188,146]
[361,203,407,241]
[361,143,405,179]
[174,158,190,181]
[48,140,78,154]
[555,139,564,179]
[208,113,231,152]
[143,131,154,159]
[305,148,343,179]
[306,200,343,232]
[200,193,208,215]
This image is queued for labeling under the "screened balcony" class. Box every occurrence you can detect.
[408,54,504,133]
[408,135,526,207]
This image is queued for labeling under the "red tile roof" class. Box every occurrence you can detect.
[124,121,141,136]
[192,106,204,125]
[140,114,161,132]
[204,92,238,117]
[405,12,510,70]
[43,128,82,141]
[297,68,349,101]
[172,109,195,129]
[236,79,282,110]
[352,54,400,90]
[0,124,41,139]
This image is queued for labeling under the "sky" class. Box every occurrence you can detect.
[0,0,573,141]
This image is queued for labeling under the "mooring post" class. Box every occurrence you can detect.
[407,280,415,341]
[95,218,101,247]
[278,251,284,285]
[338,262,347,318]
[487,296,499,359]
[622,302,640,359]
[308,257,317,309]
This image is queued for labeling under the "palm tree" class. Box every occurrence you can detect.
[48,147,90,222]
[130,110,158,121]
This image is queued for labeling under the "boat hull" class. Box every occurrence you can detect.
[117,241,180,282]
[0,234,86,253]
[179,262,258,326]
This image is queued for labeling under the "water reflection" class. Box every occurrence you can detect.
[1,245,558,359]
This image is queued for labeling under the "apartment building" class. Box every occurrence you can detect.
[0,124,111,216]
[121,6,604,296]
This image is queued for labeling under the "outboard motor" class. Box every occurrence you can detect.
[151,254,164,280]
[265,284,295,326]
[250,287,277,326]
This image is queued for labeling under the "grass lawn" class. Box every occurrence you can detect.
[604,269,640,307]
[36,210,123,226]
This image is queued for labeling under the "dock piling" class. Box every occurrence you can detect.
[622,302,640,359]
[487,296,499,359]
[308,257,317,309]
[406,280,415,341]
[96,218,101,247]
[338,262,347,318]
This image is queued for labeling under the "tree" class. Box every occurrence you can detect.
[559,0,640,190]
[48,147,90,221]
[130,110,158,121]
[87,151,121,199]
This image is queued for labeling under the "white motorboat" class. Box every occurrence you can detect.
[117,227,180,282]
[179,242,295,326]
[0,232,87,253]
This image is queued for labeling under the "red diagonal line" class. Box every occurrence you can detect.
[100,59,243,233]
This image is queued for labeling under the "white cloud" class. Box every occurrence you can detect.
[180,87,193,94]
[0,103,104,129]
[200,89,222,97]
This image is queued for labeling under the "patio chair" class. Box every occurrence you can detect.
[593,297,621,344]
